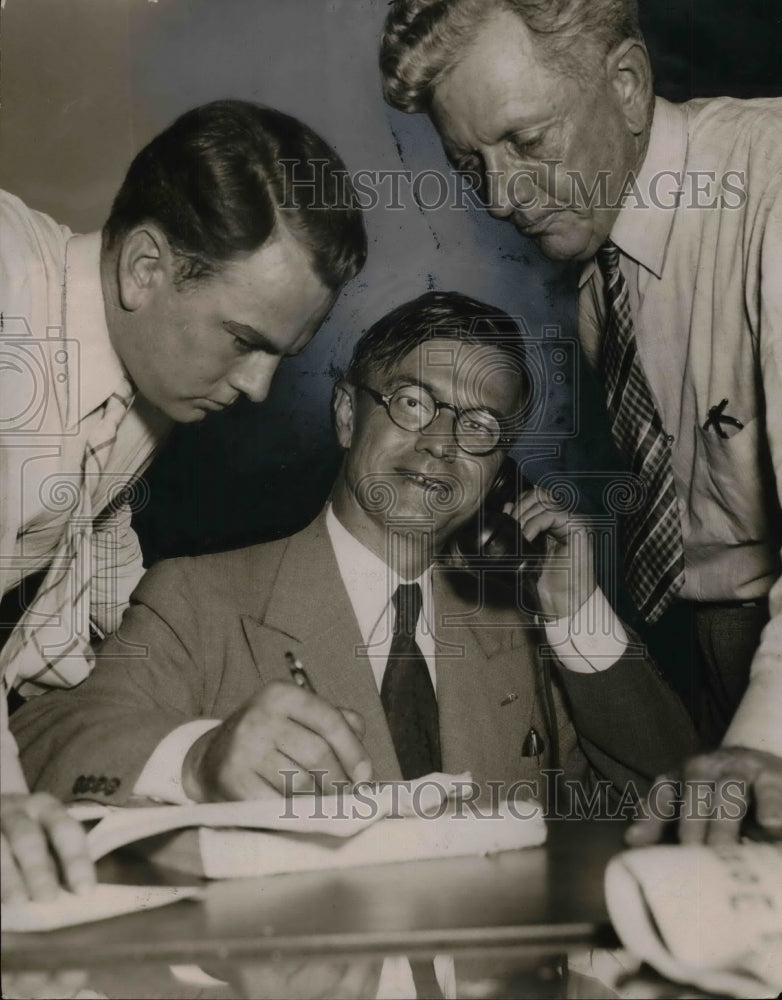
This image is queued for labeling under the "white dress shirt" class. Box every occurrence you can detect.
[578,97,782,755]
[325,504,437,690]
[0,190,171,790]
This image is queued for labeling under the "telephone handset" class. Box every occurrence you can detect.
[446,457,546,602]
[446,458,560,770]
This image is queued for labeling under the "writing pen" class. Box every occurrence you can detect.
[285,651,316,694]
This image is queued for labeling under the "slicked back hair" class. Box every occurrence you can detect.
[381,0,644,113]
[345,290,531,437]
[103,100,367,290]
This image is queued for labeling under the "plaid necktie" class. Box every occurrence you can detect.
[381,583,441,780]
[4,380,135,695]
[597,241,685,624]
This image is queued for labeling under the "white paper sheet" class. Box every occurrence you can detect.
[82,772,478,862]
[198,798,547,878]
[605,843,782,999]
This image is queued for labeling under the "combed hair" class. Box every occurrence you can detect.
[104,100,367,290]
[381,0,643,113]
[346,290,531,436]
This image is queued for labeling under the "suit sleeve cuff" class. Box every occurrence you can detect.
[133,720,221,804]
[544,586,629,673]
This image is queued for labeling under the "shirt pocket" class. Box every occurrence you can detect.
[692,416,766,543]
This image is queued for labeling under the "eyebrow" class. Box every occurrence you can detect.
[223,321,300,357]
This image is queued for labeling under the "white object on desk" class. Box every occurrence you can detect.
[84,793,382,862]
[197,798,546,879]
[605,842,782,999]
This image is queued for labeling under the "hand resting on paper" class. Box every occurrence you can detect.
[626,746,782,846]
[182,681,373,802]
[1,792,95,904]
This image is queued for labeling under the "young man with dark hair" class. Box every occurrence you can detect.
[380,0,782,844]
[12,292,695,815]
[0,99,366,902]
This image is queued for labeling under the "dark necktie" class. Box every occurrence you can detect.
[380,583,441,779]
[597,240,685,624]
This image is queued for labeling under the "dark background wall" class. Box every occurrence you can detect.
[1,0,779,563]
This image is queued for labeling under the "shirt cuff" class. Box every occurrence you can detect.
[133,720,221,804]
[544,586,629,673]
[723,678,782,758]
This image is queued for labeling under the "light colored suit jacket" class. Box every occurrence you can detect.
[13,512,697,804]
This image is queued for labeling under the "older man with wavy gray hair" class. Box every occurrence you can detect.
[380,0,782,844]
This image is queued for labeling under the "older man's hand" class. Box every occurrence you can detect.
[1,792,95,904]
[626,747,782,846]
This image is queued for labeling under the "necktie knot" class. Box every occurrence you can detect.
[392,583,422,638]
[596,239,621,280]
[85,378,134,476]
[595,238,685,624]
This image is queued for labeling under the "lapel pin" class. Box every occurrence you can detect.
[500,692,519,706]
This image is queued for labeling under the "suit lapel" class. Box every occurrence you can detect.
[240,513,402,780]
[433,568,540,784]
[237,517,543,785]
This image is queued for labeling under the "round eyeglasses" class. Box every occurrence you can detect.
[356,383,506,455]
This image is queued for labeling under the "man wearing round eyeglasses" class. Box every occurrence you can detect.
[355,383,508,453]
[12,291,695,807]
[333,369,517,564]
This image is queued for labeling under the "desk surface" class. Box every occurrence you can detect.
[2,820,708,1000]
[2,820,625,974]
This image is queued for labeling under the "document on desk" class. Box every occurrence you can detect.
[85,794,381,862]
[3,781,544,931]
[82,776,546,878]
[193,796,546,879]
[605,842,782,1000]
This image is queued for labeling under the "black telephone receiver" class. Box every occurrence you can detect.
[446,459,560,768]
[446,458,546,606]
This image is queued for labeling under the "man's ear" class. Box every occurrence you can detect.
[116,226,171,311]
[607,38,653,136]
[332,381,356,449]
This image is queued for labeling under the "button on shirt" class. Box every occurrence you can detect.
[578,97,782,754]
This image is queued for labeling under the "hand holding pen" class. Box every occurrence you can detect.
[181,652,373,802]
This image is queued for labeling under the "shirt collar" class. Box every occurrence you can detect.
[325,504,433,645]
[579,97,689,288]
[63,231,129,429]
